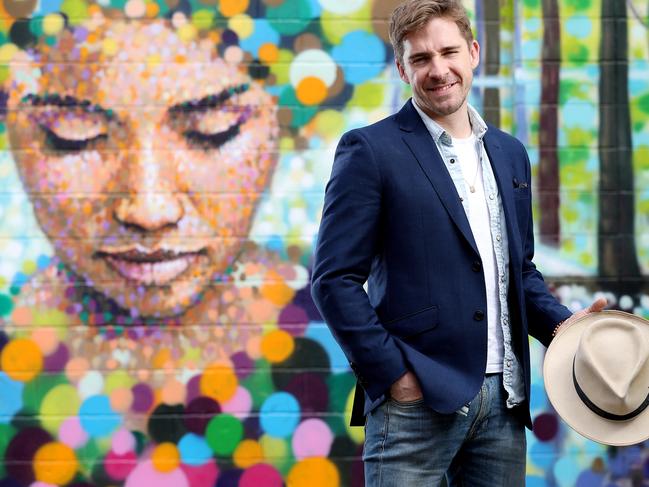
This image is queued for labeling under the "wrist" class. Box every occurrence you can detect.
[551,319,566,338]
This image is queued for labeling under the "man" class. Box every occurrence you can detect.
[311,0,605,484]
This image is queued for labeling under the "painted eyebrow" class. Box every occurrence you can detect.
[22,93,115,119]
[168,83,250,114]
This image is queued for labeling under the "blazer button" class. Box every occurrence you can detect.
[472,261,482,272]
[474,310,485,321]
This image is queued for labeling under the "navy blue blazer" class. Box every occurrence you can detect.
[311,100,572,427]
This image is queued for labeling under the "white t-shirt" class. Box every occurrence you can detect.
[452,134,504,373]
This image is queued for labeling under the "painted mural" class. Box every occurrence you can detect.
[0,0,647,486]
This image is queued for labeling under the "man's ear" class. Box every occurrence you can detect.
[470,40,480,70]
[396,59,410,84]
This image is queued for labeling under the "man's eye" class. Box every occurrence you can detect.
[184,123,240,150]
[43,127,107,153]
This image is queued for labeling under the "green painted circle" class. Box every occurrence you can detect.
[267,0,312,36]
[205,414,243,456]
[0,294,13,317]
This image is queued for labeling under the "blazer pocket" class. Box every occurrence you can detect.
[513,186,530,199]
[383,305,438,340]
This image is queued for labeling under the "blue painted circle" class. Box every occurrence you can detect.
[79,395,121,437]
[529,438,556,469]
[178,433,212,466]
[331,31,385,85]
[260,392,300,437]
[0,372,24,422]
[239,19,280,58]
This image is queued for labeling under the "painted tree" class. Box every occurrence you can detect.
[482,0,501,127]
[538,0,561,246]
[598,0,641,292]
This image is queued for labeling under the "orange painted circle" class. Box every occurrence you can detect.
[1,338,43,382]
[151,443,181,472]
[34,442,78,485]
[199,363,238,403]
[219,0,249,17]
[296,76,328,106]
[259,42,279,64]
[287,457,340,487]
[260,329,295,363]
[65,357,90,382]
[233,439,264,468]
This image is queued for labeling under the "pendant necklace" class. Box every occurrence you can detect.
[465,160,480,193]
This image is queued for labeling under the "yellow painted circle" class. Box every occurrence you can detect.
[42,13,65,36]
[177,23,197,43]
[40,385,81,434]
[228,14,253,39]
[0,44,19,63]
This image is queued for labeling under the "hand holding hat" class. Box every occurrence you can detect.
[553,297,608,336]
[544,305,649,446]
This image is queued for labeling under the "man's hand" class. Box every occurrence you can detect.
[389,371,423,402]
[555,297,608,335]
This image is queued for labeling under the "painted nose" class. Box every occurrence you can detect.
[113,148,184,232]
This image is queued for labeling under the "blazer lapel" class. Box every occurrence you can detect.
[397,101,479,255]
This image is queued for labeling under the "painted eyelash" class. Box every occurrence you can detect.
[42,126,107,152]
[184,123,241,149]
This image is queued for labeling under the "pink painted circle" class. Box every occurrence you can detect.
[291,418,334,460]
[111,428,136,455]
[220,386,252,417]
[239,463,283,487]
[58,416,88,449]
[105,450,137,481]
[124,461,189,487]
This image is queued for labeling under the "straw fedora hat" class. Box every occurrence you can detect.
[544,310,649,446]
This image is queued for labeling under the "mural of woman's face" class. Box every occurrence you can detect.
[5,19,278,317]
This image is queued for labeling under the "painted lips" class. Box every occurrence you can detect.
[98,248,203,286]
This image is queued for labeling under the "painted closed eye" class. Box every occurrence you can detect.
[183,123,241,150]
[183,105,252,150]
[42,126,108,152]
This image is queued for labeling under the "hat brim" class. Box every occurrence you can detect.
[543,310,649,446]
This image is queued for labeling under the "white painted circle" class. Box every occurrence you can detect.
[289,49,337,88]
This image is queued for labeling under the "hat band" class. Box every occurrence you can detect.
[573,358,649,421]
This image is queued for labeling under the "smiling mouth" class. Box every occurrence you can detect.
[429,81,458,93]
[96,247,206,286]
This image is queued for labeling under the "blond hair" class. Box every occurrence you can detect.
[389,0,474,64]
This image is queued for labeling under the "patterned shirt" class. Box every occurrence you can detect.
[412,101,525,408]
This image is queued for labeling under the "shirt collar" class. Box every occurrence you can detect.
[412,99,488,146]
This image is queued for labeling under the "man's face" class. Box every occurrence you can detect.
[5,20,278,317]
[396,17,479,122]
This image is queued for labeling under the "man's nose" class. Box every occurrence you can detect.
[427,57,449,79]
[113,145,185,232]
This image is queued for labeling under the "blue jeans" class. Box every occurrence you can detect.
[363,374,526,486]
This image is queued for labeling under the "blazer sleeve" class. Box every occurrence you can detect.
[518,144,573,347]
[311,129,408,400]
